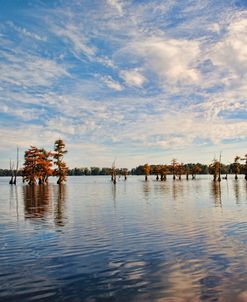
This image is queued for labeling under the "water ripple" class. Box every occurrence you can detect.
[1,176,247,301]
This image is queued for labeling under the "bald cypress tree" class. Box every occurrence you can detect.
[23,146,53,185]
[23,146,41,185]
[53,139,68,184]
[143,163,150,181]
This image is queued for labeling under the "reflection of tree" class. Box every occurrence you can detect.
[245,182,247,202]
[233,180,240,204]
[111,183,117,207]
[54,184,67,226]
[154,181,169,197]
[211,182,222,207]
[9,185,19,219]
[143,181,151,202]
[23,185,51,219]
[172,181,184,201]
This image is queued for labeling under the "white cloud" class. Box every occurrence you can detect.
[120,69,146,87]
[7,21,47,41]
[51,23,96,58]
[0,49,69,88]
[101,75,122,91]
[0,105,42,121]
[119,37,201,85]
[209,15,247,77]
[106,0,124,15]
[209,23,221,33]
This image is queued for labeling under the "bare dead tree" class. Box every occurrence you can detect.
[9,159,15,185]
[13,147,19,185]
[218,152,222,182]
[111,160,117,184]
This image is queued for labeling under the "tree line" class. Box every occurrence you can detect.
[2,161,247,178]
[7,139,68,185]
[141,155,247,182]
[4,146,247,184]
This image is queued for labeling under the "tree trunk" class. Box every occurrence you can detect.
[9,176,13,184]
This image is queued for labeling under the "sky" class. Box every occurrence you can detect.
[0,0,246,169]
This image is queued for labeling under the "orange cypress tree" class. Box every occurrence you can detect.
[53,139,68,184]
[177,162,184,180]
[192,164,201,179]
[23,146,53,185]
[36,149,53,184]
[143,163,150,181]
[171,159,178,180]
[160,165,169,181]
[23,146,41,185]
[209,159,220,182]
[154,165,161,181]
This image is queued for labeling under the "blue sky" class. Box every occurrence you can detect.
[0,0,246,168]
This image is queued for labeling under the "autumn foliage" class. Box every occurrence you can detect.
[53,139,68,184]
[23,140,68,185]
[143,163,150,181]
[209,160,221,181]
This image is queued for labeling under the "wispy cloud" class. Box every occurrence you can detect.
[106,0,124,15]
[0,46,69,88]
[101,75,123,91]
[7,21,47,41]
[51,23,96,59]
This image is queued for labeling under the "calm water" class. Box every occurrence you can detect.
[1,176,247,302]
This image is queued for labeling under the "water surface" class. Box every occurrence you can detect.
[1,176,247,301]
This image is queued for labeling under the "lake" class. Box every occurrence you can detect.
[1,175,247,301]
